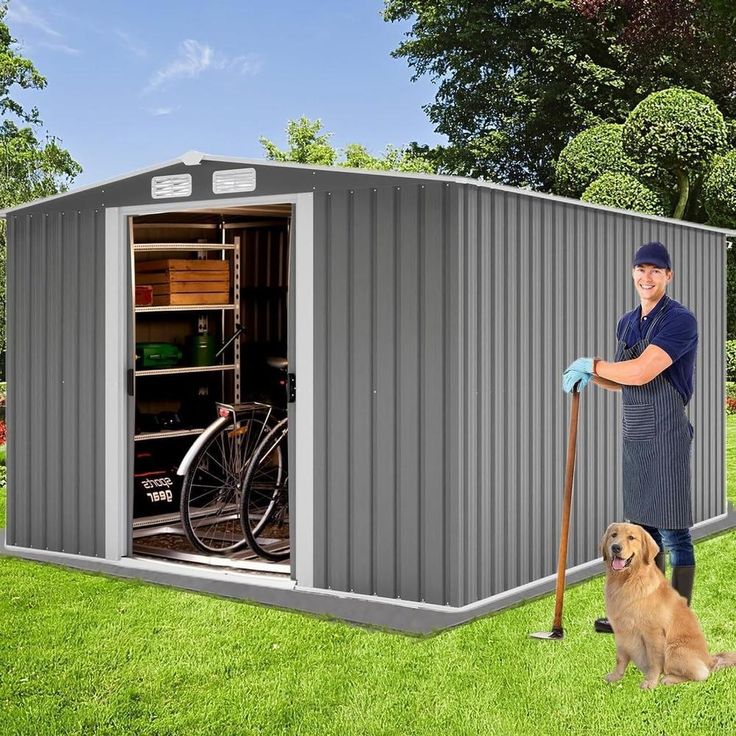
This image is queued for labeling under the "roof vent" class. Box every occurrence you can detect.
[151,173,192,199]
[212,168,256,194]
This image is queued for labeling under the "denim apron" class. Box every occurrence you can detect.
[617,296,693,529]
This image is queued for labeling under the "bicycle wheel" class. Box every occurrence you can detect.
[240,418,289,561]
[180,408,275,554]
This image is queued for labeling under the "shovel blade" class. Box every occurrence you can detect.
[529,627,564,640]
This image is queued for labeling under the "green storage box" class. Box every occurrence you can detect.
[136,342,183,369]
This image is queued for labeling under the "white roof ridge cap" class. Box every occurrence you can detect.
[180,150,204,166]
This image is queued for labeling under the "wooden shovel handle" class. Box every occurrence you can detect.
[552,387,581,632]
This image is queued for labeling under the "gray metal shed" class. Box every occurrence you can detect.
[1,152,733,633]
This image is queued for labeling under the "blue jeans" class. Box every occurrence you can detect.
[641,524,695,567]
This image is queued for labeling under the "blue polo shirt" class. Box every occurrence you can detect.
[616,296,698,405]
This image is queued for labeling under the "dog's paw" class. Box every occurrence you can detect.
[639,679,659,690]
[604,672,623,683]
[661,675,684,686]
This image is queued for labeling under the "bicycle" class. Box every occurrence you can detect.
[239,413,289,561]
[176,397,289,560]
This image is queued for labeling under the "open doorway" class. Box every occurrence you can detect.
[128,203,292,575]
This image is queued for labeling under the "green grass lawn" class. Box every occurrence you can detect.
[0,424,735,735]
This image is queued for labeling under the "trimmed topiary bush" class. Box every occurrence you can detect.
[623,88,728,172]
[554,123,638,197]
[581,172,667,216]
[703,150,736,229]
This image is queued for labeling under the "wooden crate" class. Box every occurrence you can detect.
[151,280,230,296]
[152,292,230,306]
[137,271,230,285]
[136,259,230,273]
[136,258,231,306]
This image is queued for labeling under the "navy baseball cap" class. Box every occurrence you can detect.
[633,241,671,270]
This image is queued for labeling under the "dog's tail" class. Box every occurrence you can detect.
[711,652,736,672]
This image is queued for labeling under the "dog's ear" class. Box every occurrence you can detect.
[639,527,660,566]
[599,524,615,561]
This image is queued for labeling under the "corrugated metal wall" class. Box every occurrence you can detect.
[455,185,726,606]
[6,209,106,556]
[313,183,459,605]
[236,225,289,344]
[312,181,725,607]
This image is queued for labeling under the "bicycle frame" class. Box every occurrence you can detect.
[175,401,278,478]
[175,415,229,478]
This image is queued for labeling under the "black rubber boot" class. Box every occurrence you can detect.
[594,617,613,634]
[654,550,666,575]
[671,565,695,606]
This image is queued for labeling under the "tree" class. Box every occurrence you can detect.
[259,117,337,166]
[556,88,730,220]
[0,123,81,207]
[622,88,727,219]
[554,123,637,197]
[0,4,82,378]
[570,1,736,86]
[383,0,736,190]
[703,152,736,229]
[260,117,435,173]
[580,172,667,216]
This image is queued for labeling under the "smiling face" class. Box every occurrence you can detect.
[632,264,672,310]
[600,522,660,573]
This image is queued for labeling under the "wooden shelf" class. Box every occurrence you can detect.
[136,364,235,377]
[136,304,235,313]
[134,427,206,442]
[133,243,234,252]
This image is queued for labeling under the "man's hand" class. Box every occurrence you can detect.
[562,357,595,394]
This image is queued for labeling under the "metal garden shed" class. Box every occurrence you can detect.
[1,152,733,633]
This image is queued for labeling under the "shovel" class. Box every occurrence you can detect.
[530,383,581,640]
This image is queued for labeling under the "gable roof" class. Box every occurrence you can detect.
[2,150,735,237]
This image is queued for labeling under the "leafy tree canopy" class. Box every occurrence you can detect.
[0,7,45,126]
[0,122,81,207]
[259,117,337,166]
[260,116,435,173]
[571,0,736,91]
[383,0,736,191]
[703,151,736,229]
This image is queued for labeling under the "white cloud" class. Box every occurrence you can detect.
[148,106,178,117]
[116,29,147,58]
[7,0,62,37]
[145,40,221,92]
[36,41,80,55]
[144,40,261,93]
[230,54,262,76]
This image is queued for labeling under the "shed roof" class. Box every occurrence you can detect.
[2,150,735,237]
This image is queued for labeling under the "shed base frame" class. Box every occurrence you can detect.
[2,508,734,635]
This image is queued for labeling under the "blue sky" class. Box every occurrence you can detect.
[6,0,446,186]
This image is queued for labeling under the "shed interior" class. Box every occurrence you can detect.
[130,204,292,575]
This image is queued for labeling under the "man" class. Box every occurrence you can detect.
[563,241,698,634]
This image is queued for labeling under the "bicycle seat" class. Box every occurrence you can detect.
[266,356,288,371]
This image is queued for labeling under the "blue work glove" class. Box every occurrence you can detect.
[562,369,592,394]
[562,357,596,394]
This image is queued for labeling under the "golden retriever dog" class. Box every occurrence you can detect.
[600,522,736,689]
